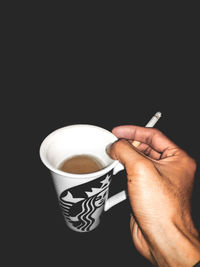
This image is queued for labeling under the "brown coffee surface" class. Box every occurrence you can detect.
[59,155,104,174]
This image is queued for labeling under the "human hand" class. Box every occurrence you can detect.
[107,126,200,266]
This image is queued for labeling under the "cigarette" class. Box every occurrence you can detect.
[132,112,162,147]
[145,111,162,127]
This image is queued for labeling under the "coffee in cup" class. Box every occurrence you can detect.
[59,154,105,174]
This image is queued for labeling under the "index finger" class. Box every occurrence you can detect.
[112,125,178,153]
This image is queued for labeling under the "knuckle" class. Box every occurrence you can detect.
[188,157,197,172]
[113,139,127,151]
[146,128,162,143]
[130,158,152,175]
[151,128,161,134]
[181,152,197,173]
[109,139,128,160]
[151,128,162,136]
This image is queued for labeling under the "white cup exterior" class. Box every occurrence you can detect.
[40,125,125,232]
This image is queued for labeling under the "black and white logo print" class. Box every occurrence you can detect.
[59,172,112,232]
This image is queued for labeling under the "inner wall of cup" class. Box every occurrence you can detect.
[44,125,117,170]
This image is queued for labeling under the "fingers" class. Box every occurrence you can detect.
[130,213,153,263]
[137,143,162,160]
[107,139,143,165]
[112,125,178,154]
[107,139,154,177]
[130,213,136,235]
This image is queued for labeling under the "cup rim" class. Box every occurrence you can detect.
[39,124,119,179]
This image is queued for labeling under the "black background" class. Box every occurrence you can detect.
[5,8,200,267]
[14,81,199,267]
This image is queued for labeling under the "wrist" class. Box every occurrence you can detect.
[146,220,200,267]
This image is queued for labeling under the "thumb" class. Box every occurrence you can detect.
[107,139,154,179]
